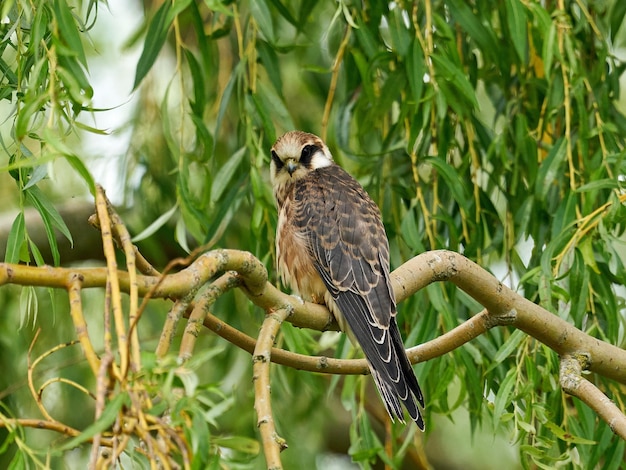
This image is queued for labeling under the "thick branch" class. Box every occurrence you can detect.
[394,251,626,383]
[560,354,626,440]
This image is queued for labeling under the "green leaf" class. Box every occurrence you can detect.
[14,93,48,140]
[19,286,38,329]
[406,39,425,107]
[249,0,276,44]
[610,1,626,41]
[175,217,191,253]
[213,62,242,149]
[133,1,173,90]
[534,137,566,201]
[400,207,423,252]
[492,329,526,365]
[266,0,297,27]
[493,368,517,429]
[4,212,26,264]
[28,239,45,266]
[63,153,96,195]
[387,6,411,56]
[210,147,246,203]
[574,179,619,192]
[505,0,527,62]
[213,436,260,455]
[448,0,500,64]
[424,157,471,211]
[53,0,87,67]
[132,203,179,242]
[543,421,596,445]
[55,393,130,452]
[542,22,558,79]
[25,186,74,266]
[431,53,478,109]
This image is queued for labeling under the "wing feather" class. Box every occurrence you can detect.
[292,164,424,428]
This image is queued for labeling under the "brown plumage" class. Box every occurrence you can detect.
[270,131,425,429]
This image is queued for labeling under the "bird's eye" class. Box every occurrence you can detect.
[271,150,284,170]
[300,145,318,166]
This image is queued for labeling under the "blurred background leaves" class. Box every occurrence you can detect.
[1,0,626,468]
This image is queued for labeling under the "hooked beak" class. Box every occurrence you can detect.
[286,159,297,176]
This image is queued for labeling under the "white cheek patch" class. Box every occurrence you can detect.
[309,151,333,170]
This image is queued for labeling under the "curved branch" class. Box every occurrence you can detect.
[197,306,490,375]
[394,251,626,384]
[560,354,626,440]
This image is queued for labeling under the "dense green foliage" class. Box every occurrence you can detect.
[1,0,626,468]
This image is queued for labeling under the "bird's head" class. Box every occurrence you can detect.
[270,131,334,196]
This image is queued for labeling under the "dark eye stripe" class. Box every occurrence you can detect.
[300,145,318,167]
[271,150,283,169]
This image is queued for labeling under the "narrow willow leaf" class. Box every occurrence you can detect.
[253,80,294,142]
[19,286,38,330]
[543,421,596,445]
[424,157,471,211]
[184,48,206,116]
[204,176,245,245]
[4,212,25,264]
[203,396,235,425]
[266,0,297,27]
[542,22,557,79]
[493,368,517,429]
[190,115,215,163]
[505,0,528,62]
[610,1,626,41]
[534,137,566,201]
[22,164,48,190]
[25,186,73,266]
[132,203,179,242]
[175,217,191,254]
[257,40,283,94]
[55,393,130,452]
[14,93,48,140]
[400,207,423,252]
[213,62,242,150]
[569,248,590,326]
[603,440,626,470]
[249,0,276,44]
[63,153,96,195]
[28,239,45,266]
[25,186,74,247]
[406,39,425,107]
[387,6,411,56]
[133,1,173,90]
[575,179,619,192]
[210,147,246,203]
[213,436,260,455]
[250,93,275,144]
[53,0,87,67]
[493,329,526,365]
[448,0,500,63]
[431,53,478,108]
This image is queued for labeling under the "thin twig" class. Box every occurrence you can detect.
[95,186,129,380]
